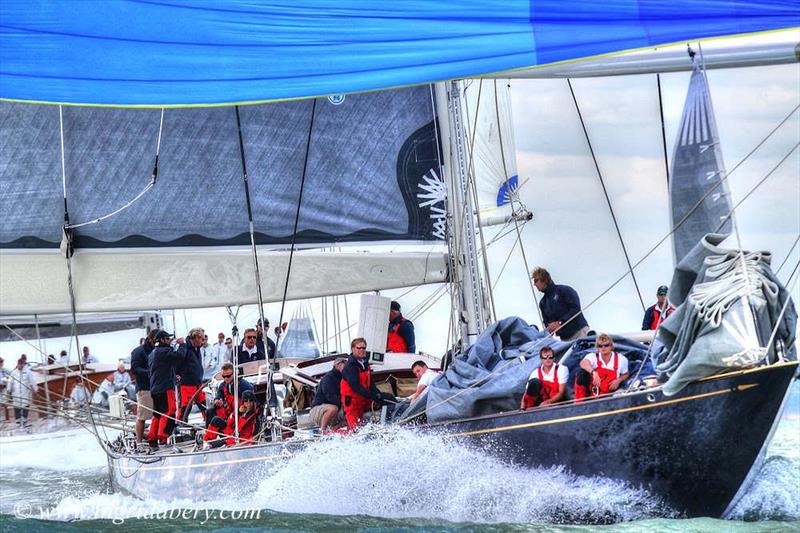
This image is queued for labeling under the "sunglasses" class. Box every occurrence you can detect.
[354,346,367,350]
[597,343,612,348]
[222,373,234,379]
[540,354,554,360]
[225,341,232,345]
[245,335,257,340]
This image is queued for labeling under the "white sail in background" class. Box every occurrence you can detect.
[462,79,520,214]
[277,303,321,359]
[669,65,733,264]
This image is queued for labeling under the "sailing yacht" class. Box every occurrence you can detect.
[1,1,797,519]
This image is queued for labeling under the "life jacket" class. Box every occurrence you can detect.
[387,318,409,353]
[647,304,675,330]
[595,352,620,395]
[537,364,561,401]
[340,359,373,413]
[225,410,258,446]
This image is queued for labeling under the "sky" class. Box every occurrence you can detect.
[2,31,798,366]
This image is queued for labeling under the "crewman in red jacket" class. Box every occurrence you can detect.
[574,333,630,401]
[340,337,384,429]
[520,346,568,409]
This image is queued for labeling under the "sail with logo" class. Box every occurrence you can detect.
[0,87,449,314]
[462,79,521,218]
[669,61,734,264]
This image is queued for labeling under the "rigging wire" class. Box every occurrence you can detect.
[714,142,799,233]
[494,80,543,326]
[568,78,647,313]
[66,108,165,229]
[776,234,800,277]
[550,103,799,339]
[276,98,317,351]
[656,73,671,187]
[56,105,112,452]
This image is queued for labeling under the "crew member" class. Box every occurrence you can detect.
[531,267,590,341]
[176,327,207,422]
[205,390,260,448]
[211,362,254,420]
[387,301,415,353]
[642,285,675,330]
[409,360,440,403]
[574,333,629,401]
[238,328,265,364]
[7,358,35,426]
[130,330,155,444]
[340,338,384,429]
[146,330,185,447]
[112,363,135,398]
[309,356,347,432]
[520,346,568,409]
[255,318,277,360]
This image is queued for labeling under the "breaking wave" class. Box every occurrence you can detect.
[252,426,674,524]
[4,419,798,526]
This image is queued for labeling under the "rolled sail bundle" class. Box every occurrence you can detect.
[657,234,797,396]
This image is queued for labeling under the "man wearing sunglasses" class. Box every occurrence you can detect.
[238,328,266,364]
[340,337,385,429]
[520,346,568,409]
[211,362,254,421]
[574,333,629,401]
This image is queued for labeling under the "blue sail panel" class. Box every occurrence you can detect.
[1,0,797,106]
[496,175,519,207]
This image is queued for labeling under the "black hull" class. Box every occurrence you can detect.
[426,361,797,518]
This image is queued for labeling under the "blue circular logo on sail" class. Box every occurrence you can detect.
[327,94,346,105]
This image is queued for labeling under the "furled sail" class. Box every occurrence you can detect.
[1,1,796,106]
[669,64,734,264]
[0,87,443,249]
[462,80,520,213]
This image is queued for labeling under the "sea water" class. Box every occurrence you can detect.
[0,384,797,532]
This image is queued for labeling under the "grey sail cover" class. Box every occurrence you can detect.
[0,86,444,249]
[669,66,733,264]
[657,234,797,396]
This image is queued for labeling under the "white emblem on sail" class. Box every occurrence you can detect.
[417,168,447,240]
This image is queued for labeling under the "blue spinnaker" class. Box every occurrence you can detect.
[1,0,797,106]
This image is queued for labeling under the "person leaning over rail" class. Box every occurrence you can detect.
[520,346,568,409]
[146,330,185,448]
[531,267,591,341]
[574,333,629,401]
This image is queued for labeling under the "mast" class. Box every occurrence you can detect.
[436,81,492,347]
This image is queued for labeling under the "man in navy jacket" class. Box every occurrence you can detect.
[532,266,590,341]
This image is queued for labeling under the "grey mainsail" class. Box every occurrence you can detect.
[0,86,443,249]
[669,64,733,264]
